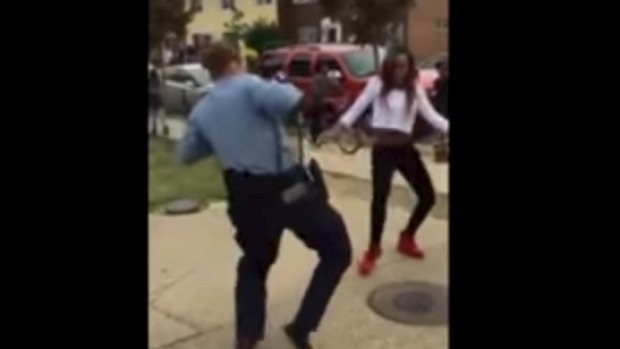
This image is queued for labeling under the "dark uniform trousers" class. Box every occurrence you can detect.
[224,167,352,342]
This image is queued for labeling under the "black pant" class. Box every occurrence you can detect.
[370,146,436,246]
[224,168,351,342]
[307,105,324,143]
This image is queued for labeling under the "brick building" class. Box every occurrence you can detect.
[406,0,448,59]
[276,0,448,59]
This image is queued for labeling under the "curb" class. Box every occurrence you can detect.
[322,162,449,196]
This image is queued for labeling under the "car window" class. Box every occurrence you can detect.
[185,66,211,86]
[315,55,343,74]
[343,49,385,78]
[166,69,194,84]
[261,53,285,71]
[288,53,312,78]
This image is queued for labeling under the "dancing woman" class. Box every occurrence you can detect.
[325,47,449,276]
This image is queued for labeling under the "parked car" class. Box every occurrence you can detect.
[261,44,385,116]
[418,52,448,92]
[418,52,448,69]
[260,44,442,115]
[162,63,213,116]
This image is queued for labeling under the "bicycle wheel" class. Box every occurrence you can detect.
[337,132,362,155]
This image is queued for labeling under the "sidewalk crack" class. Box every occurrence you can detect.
[151,303,202,333]
[150,269,195,304]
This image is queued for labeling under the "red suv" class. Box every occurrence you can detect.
[261,44,385,116]
[261,44,439,115]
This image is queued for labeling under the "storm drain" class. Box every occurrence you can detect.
[367,281,448,326]
[164,198,202,215]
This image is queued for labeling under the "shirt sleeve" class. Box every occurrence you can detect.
[177,117,214,165]
[416,83,449,133]
[339,76,381,127]
[249,78,303,120]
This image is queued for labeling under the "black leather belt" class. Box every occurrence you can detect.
[224,166,306,201]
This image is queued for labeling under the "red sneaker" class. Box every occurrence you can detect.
[397,234,425,259]
[358,246,382,276]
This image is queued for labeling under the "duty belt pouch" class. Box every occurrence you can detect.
[273,113,329,204]
[304,158,328,201]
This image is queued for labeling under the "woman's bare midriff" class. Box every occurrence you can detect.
[368,128,412,147]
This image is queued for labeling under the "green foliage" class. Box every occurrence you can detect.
[149,0,194,50]
[319,0,414,69]
[149,0,196,51]
[319,0,414,45]
[223,9,250,42]
[149,138,226,211]
[242,19,283,54]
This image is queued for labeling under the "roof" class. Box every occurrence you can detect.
[268,43,372,54]
[172,63,204,70]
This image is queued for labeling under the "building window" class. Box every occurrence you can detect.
[221,0,235,9]
[298,26,318,43]
[289,53,312,78]
[435,18,449,31]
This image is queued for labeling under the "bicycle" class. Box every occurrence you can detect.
[300,101,374,154]
[320,117,449,162]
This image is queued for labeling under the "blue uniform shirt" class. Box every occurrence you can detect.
[177,74,302,174]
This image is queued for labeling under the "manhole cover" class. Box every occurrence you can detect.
[163,199,202,215]
[367,281,448,326]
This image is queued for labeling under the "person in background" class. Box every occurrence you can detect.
[185,45,197,63]
[170,42,187,65]
[177,42,351,349]
[148,57,169,137]
[432,60,449,118]
[308,62,343,143]
[162,46,173,66]
[322,46,449,276]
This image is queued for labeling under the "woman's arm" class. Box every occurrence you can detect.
[416,83,449,133]
[338,76,381,127]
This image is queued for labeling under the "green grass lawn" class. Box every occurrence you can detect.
[149,137,227,212]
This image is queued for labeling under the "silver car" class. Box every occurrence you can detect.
[163,64,213,115]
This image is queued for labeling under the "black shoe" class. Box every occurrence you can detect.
[235,338,258,349]
[283,323,313,349]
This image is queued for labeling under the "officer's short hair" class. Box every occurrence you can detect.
[202,42,241,79]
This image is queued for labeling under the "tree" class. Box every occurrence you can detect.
[223,8,249,47]
[242,19,284,54]
[149,0,196,52]
[319,0,415,69]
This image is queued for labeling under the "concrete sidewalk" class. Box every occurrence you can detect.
[160,118,449,195]
[149,161,449,349]
[307,144,449,195]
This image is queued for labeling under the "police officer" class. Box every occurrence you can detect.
[177,42,352,349]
